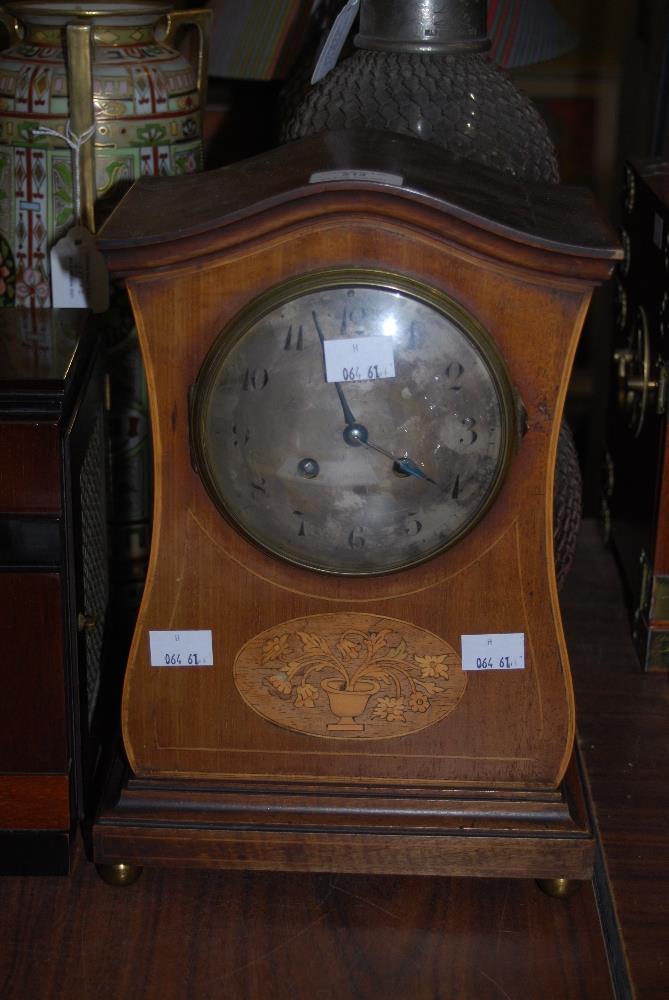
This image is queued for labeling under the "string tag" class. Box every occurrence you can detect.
[33,121,109,311]
[311,0,360,83]
[50,226,109,312]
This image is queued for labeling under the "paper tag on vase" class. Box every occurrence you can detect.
[50,226,110,312]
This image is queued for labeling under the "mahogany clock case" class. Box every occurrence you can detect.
[93,130,619,878]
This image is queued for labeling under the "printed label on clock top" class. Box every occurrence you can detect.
[323,335,396,383]
[460,633,525,671]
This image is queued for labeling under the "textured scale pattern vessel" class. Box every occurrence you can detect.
[281,50,559,183]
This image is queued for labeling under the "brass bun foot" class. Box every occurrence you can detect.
[536,877,581,899]
[96,863,143,887]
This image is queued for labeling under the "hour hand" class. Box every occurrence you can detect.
[343,423,438,486]
[394,456,438,485]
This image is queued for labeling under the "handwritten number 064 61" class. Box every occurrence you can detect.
[341,364,381,381]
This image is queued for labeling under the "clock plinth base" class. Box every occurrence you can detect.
[93,754,594,882]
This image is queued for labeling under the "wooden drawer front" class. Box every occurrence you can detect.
[0,423,61,513]
[0,572,68,772]
[0,775,70,829]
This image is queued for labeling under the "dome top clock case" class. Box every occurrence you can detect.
[94,130,619,880]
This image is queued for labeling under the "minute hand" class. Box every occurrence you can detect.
[313,309,357,425]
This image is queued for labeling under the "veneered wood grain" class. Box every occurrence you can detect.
[0,836,614,1000]
[0,423,61,513]
[119,210,584,789]
[0,775,70,829]
[0,572,68,774]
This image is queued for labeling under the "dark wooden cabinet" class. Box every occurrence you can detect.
[0,309,109,873]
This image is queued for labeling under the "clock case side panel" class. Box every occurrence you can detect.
[115,198,602,793]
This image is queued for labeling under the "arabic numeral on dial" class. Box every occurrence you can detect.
[232,422,250,447]
[283,324,304,351]
[293,510,306,536]
[340,304,366,336]
[458,417,478,447]
[251,476,267,497]
[444,361,464,391]
[348,525,365,549]
[242,367,269,391]
[407,320,425,349]
[405,513,423,536]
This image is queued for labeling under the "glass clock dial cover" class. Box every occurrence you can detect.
[191,271,516,575]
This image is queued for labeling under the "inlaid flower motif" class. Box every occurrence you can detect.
[408,691,430,713]
[257,625,462,731]
[372,696,407,722]
[268,671,292,696]
[414,654,450,679]
[262,634,290,662]
[295,682,318,709]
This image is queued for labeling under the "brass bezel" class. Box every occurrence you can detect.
[190,268,518,576]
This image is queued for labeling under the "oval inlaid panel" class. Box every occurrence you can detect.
[234,613,467,740]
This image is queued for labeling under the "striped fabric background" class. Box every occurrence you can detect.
[487,0,578,68]
[207,1,578,80]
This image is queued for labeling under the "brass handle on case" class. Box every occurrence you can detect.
[78,612,98,632]
[0,5,23,42]
[160,8,212,112]
[614,306,667,438]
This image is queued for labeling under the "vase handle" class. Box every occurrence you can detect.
[0,5,23,42]
[160,8,212,112]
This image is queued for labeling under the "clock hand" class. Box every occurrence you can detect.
[343,422,439,486]
[312,310,437,485]
[312,309,357,426]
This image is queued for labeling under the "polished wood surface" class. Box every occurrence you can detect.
[97,128,619,262]
[0,310,108,873]
[564,521,669,999]
[6,524,669,998]
[0,775,70,828]
[92,130,620,881]
[97,132,619,795]
[0,838,614,1000]
[0,423,61,513]
[0,572,67,771]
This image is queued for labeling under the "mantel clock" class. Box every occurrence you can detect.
[93,130,619,882]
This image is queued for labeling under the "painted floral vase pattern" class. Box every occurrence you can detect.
[0,2,205,307]
[234,613,468,740]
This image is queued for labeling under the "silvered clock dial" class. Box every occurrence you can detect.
[191,269,517,575]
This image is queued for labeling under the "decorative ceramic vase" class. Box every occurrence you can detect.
[0,1,209,307]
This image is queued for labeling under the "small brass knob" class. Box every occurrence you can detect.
[77,612,97,632]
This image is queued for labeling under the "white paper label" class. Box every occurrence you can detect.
[461,633,525,671]
[149,629,214,667]
[324,335,395,383]
[311,0,360,83]
[50,226,109,312]
[310,169,404,187]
